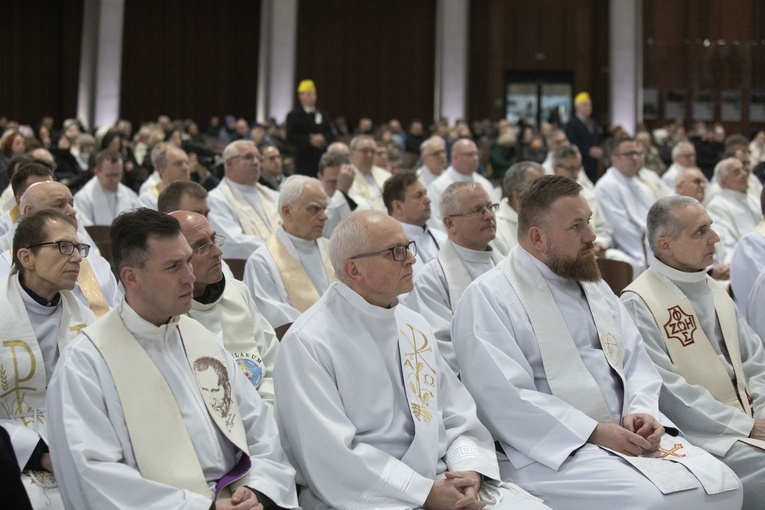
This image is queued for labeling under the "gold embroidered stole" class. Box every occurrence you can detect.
[9,204,19,224]
[78,259,109,317]
[264,233,334,312]
[624,270,753,417]
[437,241,502,313]
[350,167,388,210]
[217,179,280,239]
[85,310,250,498]
[152,181,165,198]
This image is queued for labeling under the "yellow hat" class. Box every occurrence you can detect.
[574,92,591,106]
[297,79,316,93]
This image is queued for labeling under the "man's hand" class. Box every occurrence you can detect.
[215,487,262,510]
[588,146,604,160]
[750,418,765,441]
[588,422,652,456]
[424,472,485,510]
[710,264,730,281]
[623,413,664,451]
[309,133,326,148]
[337,164,355,193]
[41,453,54,474]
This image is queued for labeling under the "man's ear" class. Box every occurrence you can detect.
[343,258,364,284]
[656,237,672,258]
[527,225,546,252]
[120,266,138,291]
[16,247,34,271]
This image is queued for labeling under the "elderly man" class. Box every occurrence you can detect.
[405,182,502,375]
[0,181,121,316]
[661,142,697,191]
[622,196,765,509]
[274,210,549,510]
[383,171,446,274]
[595,137,656,270]
[243,175,333,332]
[564,91,604,183]
[707,157,762,261]
[158,180,211,218]
[258,146,285,191]
[427,138,500,234]
[493,162,544,256]
[286,79,334,177]
[415,135,448,188]
[172,211,279,406]
[452,175,742,510]
[347,134,391,211]
[1,210,96,508]
[541,128,569,175]
[208,140,282,259]
[316,151,355,238]
[47,208,299,509]
[136,145,191,210]
[137,142,169,196]
[74,149,138,226]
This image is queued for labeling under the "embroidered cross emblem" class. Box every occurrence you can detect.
[657,443,686,459]
[663,306,696,346]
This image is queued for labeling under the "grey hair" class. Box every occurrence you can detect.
[278,175,324,219]
[551,145,581,168]
[150,142,169,168]
[544,128,566,145]
[419,136,445,156]
[329,210,382,283]
[222,140,255,163]
[647,195,699,257]
[713,157,739,184]
[674,166,704,186]
[440,181,482,218]
[671,141,694,161]
[502,161,544,198]
[318,151,349,172]
[349,134,374,150]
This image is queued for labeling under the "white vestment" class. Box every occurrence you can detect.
[595,166,656,268]
[0,272,95,509]
[323,190,352,239]
[708,190,763,264]
[662,162,685,191]
[639,168,672,201]
[451,246,742,510]
[188,276,279,405]
[348,165,391,212]
[0,184,15,212]
[0,208,14,237]
[405,240,501,375]
[622,260,765,509]
[274,282,549,510]
[74,177,138,227]
[492,199,518,257]
[399,221,447,275]
[208,178,281,259]
[136,184,160,210]
[47,300,298,510]
[138,170,160,195]
[427,167,500,234]
[730,224,765,315]
[746,268,765,345]
[243,228,331,329]
[416,164,440,189]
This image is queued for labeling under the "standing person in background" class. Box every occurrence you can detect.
[286,80,334,177]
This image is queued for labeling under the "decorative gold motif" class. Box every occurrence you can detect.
[600,331,623,368]
[69,323,88,335]
[657,443,686,459]
[400,324,436,423]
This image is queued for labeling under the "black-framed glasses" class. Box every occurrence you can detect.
[192,234,226,256]
[448,203,500,218]
[349,240,417,262]
[27,240,90,257]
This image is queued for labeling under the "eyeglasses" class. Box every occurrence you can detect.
[426,149,447,157]
[192,234,226,256]
[27,240,90,257]
[230,153,263,163]
[448,203,500,218]
[616,151,644,158]
[349,240,417,262]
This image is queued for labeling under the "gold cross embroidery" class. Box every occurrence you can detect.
[657,443,686,459]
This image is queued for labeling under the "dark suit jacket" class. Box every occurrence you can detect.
[286,108,335,177]
[565,115,602,183]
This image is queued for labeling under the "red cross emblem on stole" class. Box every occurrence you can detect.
[663,306,696,347]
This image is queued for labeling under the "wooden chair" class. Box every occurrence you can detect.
[597,258,634,296]
[224,258,247,281]
[84,225,112,264]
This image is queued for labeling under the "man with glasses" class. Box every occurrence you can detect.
[595,137,658,271]
[316,151,355,239]
[173,211,279,406]
[662,142,697,191]
[208,140,282,259]
[74,149,138,227]
[405,182,503,376]
[137,145,191,210]
[347,134,391,212]
[274,210,549,510]
[415,135,448,188]
[243,176,333,334]
[46,208,299,509]
[427,138,500,234]
[493,162,544,256]
[0,210,96,508]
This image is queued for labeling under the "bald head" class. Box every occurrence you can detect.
[20,181,77,223]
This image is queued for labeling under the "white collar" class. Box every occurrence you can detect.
[450,240,495,264]
[650,258,707,284]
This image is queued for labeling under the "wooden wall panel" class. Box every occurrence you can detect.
[468,0,610,125]
[0,0,83,126]
[294,0,436,128]
[120,0,261,125]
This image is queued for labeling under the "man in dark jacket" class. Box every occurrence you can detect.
[286,80,335,177]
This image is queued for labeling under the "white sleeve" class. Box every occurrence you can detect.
[242,250,300,329]
[207,192,262,260]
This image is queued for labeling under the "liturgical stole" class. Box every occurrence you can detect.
[217,179,280,240]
